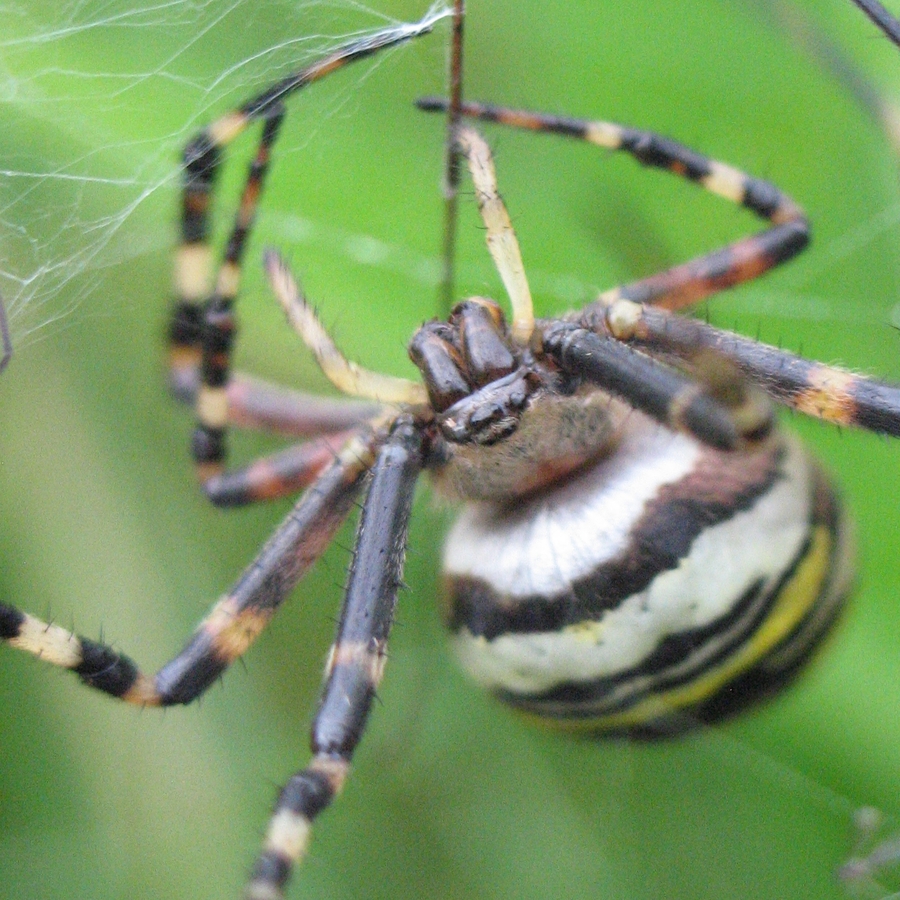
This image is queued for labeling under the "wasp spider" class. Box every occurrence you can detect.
[3,2,900,899]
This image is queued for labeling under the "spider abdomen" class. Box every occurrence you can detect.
[442,415,852,736]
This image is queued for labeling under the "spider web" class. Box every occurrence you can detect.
[4,0,897,366]
[0,0,452,357]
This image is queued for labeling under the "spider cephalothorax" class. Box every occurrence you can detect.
[412,297,625,502]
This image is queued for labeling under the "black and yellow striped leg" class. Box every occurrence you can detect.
[246,416,424,900]
[203,429,359,507]
[169,16,440,388]
[0,426,382,706]
[540,320,772,450]
[417,97,809,314]
[192,109,286,481]
[0,602,151,701]
[599,298,900,436]
[169,368,381,505]
[170,111,278,411]
[168,139,216,399]
[166,15,439,478]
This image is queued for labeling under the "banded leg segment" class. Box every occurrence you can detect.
[540,320,773,450]
[169,369,381,505]
[598,298,900,436]
[246,417,424,900]
[0,602,154,702]
[168,15,441,475]
[417,97,809,314]
[192,110,286,480]
[0,427,382,706]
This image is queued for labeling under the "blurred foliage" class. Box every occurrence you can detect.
[3,1,900,899]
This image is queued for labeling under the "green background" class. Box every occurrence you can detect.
[3,1,900,898]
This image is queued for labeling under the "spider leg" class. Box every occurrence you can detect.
[203,247,428,505]
[418,97,808,315]
[172,365,382,506]
[264,250,427,405]
[599,297,900,436]
[540,318,772,450]
[0,425,384,705]
[446,122,770,451]
[169,110,282,408]
[226,374,379,437]
[202,249,427,505]
[193,237,433,507]
[245,415,424,900]
[202,429,356,507]
[850,0,900,47]
[189,109,288,482]
[167,17,440,480]
[758,0,894,132]
[170,358,382,506]
[169,368,379,438]
[453,126,534,343]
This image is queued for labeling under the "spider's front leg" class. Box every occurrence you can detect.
[437,105,900,442]
[246,415,425,900]
[450,124,774,453]
[595,295,900,437]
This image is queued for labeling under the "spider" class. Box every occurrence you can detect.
[4,2,900,899]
